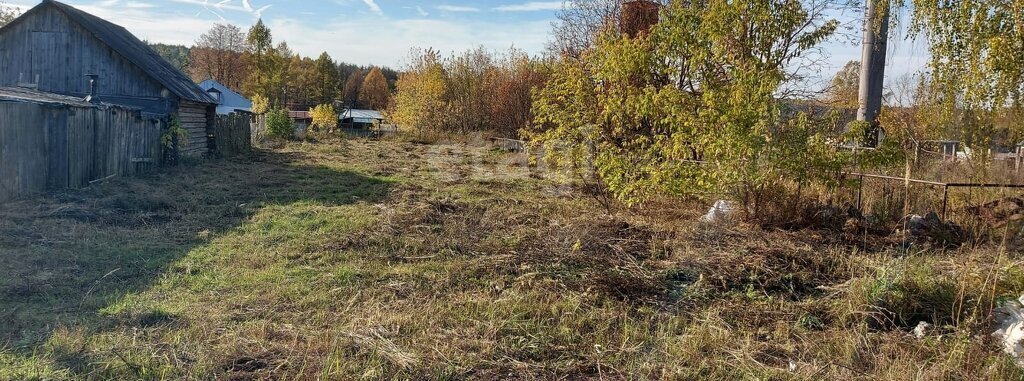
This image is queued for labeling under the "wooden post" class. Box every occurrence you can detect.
[857,174,865,214]
[941,185,950,220]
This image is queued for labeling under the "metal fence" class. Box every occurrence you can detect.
[0,101,163,202]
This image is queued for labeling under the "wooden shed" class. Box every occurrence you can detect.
[0,0,217,156]
[0,87,163,202]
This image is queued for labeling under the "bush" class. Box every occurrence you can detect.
[266,109,293,139]
[309,104,337,139]
[525,1,842,218]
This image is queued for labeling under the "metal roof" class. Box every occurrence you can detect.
[0,86,108,107]
[11,1,216,105]
[342,109,384,120]
[200,79,252,114]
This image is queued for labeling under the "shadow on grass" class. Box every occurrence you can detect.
[0,149,391,356]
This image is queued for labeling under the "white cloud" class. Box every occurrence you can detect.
[436,5,480,12]
[11,0,554,66]
[361,0,383,15]
[267,16,553,67]
[493,1,563,12]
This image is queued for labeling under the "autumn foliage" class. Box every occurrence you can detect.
[389,48,549,137]
[359,67,390,111]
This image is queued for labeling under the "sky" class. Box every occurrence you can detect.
[4,0,931,90]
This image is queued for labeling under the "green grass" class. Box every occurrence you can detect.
[1,139,1022,380]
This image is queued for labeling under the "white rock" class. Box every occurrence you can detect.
[913,321,932,339]
[992,295,1024,367]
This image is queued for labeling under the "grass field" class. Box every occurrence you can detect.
[1,138,1023,380]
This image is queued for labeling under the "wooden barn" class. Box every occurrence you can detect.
[0,0,217,156]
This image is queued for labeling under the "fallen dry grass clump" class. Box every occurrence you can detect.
[1,138,1023,380]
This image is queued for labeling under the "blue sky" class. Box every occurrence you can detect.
[5,0,564,67]
[5,0,930,90]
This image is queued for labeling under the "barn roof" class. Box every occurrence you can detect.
[343,109,384,120]
[10,0,215,105]
[0,86,132,109]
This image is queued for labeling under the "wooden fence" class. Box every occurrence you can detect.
[0,102,163,202]
[250,114,266,143]
[213,113,252,157]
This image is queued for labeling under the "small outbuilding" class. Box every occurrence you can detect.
[340,109,385,129]
[0,0,217,156]
[199,79,253,115]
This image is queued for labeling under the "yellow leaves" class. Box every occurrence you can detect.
[912,0,1024,129]
[525,0,843,206]
[251,94,270,115]
[309,104,336,133]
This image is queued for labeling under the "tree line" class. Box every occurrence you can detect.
[389,47,550,138]
[149,21,397,112]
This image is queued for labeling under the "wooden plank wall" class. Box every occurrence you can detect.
[0,102,162,202]
[177,101,210,156]
[0,6,169,113]
[0,103,46,201]
[213,114,252,157]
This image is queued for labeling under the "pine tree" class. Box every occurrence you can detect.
[314,52,340,105]
[244,19,274,99]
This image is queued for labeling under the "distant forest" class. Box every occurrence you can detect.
[146,42,398,97]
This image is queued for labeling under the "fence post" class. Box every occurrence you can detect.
[941,185,950,220]
[857,174,865,214]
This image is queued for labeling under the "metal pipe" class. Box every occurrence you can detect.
[844,172,947,187]
[84,74,99,103]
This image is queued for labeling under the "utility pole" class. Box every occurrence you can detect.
[857,0,890,147]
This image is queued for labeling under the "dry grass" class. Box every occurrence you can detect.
[1,138,1022,380]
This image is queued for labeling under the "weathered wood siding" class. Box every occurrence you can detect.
[213,114,252,157]
[176,101,212,156]
[0,6,171,114]
[0,102,162,202]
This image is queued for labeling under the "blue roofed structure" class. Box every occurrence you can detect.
[199,79,253,115]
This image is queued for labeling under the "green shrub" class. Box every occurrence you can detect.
[524,1,843,218]
[266,109,293,139]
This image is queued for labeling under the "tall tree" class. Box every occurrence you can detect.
[445,48,493,132]
[0,2,18,27]
[313,52,340,105]
[828,61,861,108]
[910,0,1024,144]
[189,24,248,91]
[359,67,390,111]
[547,0,667,58]
[342,69,365,107]
[487,49,549,137]
[284,55,312,107]
[149,43,190,72]
[390,49,447,130]
[269,42,292,106]
[245,19,274,99]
